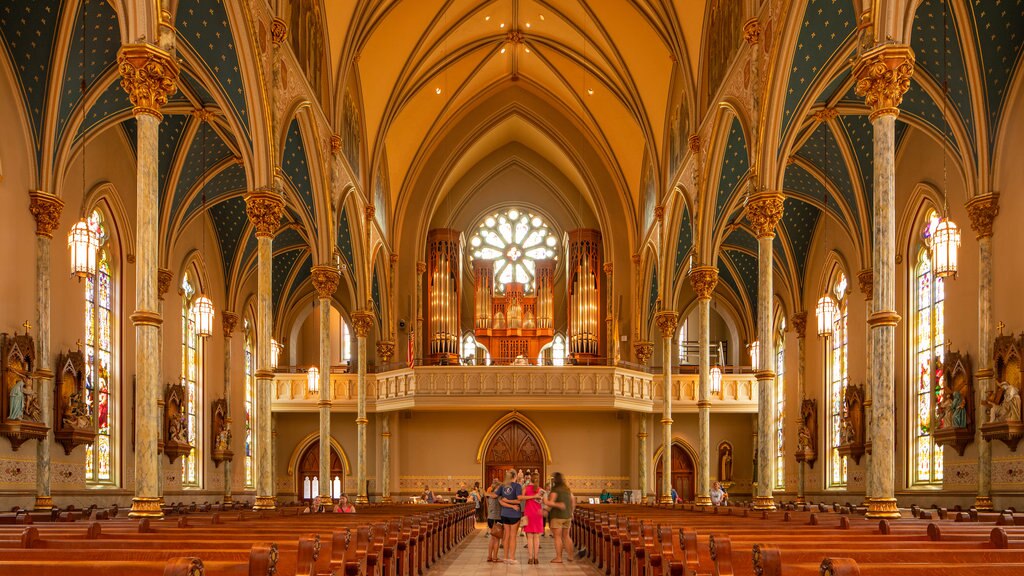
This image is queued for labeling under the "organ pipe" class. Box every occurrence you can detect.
[568,229,602,359]
[427,229,462,361]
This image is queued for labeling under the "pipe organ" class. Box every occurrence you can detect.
[568,229,603,360]
[474,258,554,363]
[427,229,461,362]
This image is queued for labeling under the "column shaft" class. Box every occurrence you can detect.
[254,234,275,509]
[381,415,392,502]
[223,330,233,503]
[356,333,368,503]
[697,297,711,505]
[976,235,993,509]
[754,234,776,510]
[661,333,674,503]
[638,416,648,502]
[319,297,332,499]
[34,232,53,510]
[795,327,806,504]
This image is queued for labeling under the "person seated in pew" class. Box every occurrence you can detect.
[671,487,680,503]
[334,494,356,513]
[422,485,436,503]
[599,486,614,503]
[710,481,728,506]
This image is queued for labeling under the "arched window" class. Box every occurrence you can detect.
[84,209,115,484]
[677,320,691,365]
[181,271,203,487]
[340,318,352,363]
[913,211,945,485]
[461,332,491,365]
[468,208,557,294]
[537,334,567,366]
[775,318,786,490]
[243,319,255,489]
[828,272,849,488]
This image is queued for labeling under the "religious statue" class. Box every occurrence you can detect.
[988,382,1021,424]
[22,379,40,422]
[980,336,1024,450]
[7,379,24,420]
[837,385,866,464]
[937,389,954,429]
[62,391,91,429]
[718,443,733,483]
[0,332,47,451]
[169,414,188,443]
[795,399,818,467]
[216,428,231,452]
[952,390,968,428]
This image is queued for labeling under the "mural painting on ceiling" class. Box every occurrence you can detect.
[374,159,388,236]
[287,0,329,106]
[642,156,656,233]
[667,72,689,181]
[342,86,363,184]
[704,0,743,103]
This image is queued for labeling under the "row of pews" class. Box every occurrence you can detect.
[572,502,1024,575]
[0,502,474,576]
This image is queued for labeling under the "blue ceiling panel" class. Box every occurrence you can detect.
[723,228,758,254]
[716,259,740,300]
[715,118,749,224]
[56,0,119,146]
[337,206,354,267]
[183,162,246,220]
[170,121,233,219]
[966,0,1024,147]
[911,0,976,143]
[648,265,658,321]
[210,196,248,273]
[158,115,191,210]
[282,119,316,221]
[76,78,130,139]
[372,268,382,320]
[272,248,303,311]
[779,196,821,286]
[723,249,759,315]
[286,254,313,306]
[795,123,858,223]
[674,204,693,275]
[837,114,874,213]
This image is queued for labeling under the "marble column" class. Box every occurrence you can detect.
[352,310,374,503]
[29,192,62,510]
[312,266,340,500]
[221,312,239,503]
[689,266,718,506]
[415,262,426,361]
[118,44,178,519]
[604,263,614,364]
[156,268,172,504]
[246,191,284,510]
[967,194,999,511]
[791,312,808,504]
[381,414,392,503]
[638,415,648,502]
[857,270,874,506]
[855,45,914,519]
[747,192,784,510]
[654,310,678,503]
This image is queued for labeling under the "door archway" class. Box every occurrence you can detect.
[482,419,546,486]
[296,441,346,502]
[655,442,696,502]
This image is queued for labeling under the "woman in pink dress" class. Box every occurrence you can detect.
[522,473,544,564]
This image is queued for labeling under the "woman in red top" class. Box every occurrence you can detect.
[522,473,544,564]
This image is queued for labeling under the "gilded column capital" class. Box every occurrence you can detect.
[222,311,239,335]
[376,340,396,362]
[416,261,427,275]
[791,312,807,339]
[244,191,285,238]
[351,310,375,338]
[654,310,679,339]
[330,134,342,155]
[811,107,839,123]
[28,191,64,238]
[311,265,341,300]
[688,266,719,301]
[853,44,915,120]
[742,18,761,45]
[965,193,999,239]
[633,341,654,365]
[157,268,173,301]
[117,43,179,119]
[603,262,613,276]
[687,134,701,154]
[270,17,288,46]
[857,269,874,301]
[745,192,785,239]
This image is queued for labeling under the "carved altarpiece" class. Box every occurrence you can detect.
[163,383,192,463]
[933,350,974,456]
[795,399,818,468]
[0,332,47,450]
[211,398,233,467]
[837,384,866,464]
[53,350,96,455]
[981,334,1024,451]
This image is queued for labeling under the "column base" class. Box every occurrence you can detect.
[252,496,277,510]
[223,494,233,504]
[128,496,164,519]
[865,497,901,519]
[694,495,712,506]
[356,495,369,505]
[33,495,54,511]
[795,496,806,505]
[158,496,166,506]
[381,496,393,504]
[658,495,674,505]
[973,495,994,512]
[752,496,776,511]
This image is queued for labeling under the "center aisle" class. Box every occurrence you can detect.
[427,523,602,575]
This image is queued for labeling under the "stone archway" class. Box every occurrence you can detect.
[483,419,545,486]
[655,442,696,502]
[295,441,346,502]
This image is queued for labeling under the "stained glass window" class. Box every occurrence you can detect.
[829,272,849,488]
[914,212,944,485]
[84,210,114,484]
[340,320,352,363]
[775,323,786,490]
[468,209,557,293]
[244,320,254,488]
[677,320,690,364]
[181,273,201,487]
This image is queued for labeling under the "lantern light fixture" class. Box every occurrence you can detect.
[816,295,838,337]
[710,365,723,396]
[193,295,215,338]
[748,340,760,370]
[307,366,319,394]
[270,339,283,369]
[68,220,99,279]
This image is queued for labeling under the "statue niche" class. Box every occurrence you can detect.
[933,350,974,456]
[0,330,47,450]
[211,398,233,467]
[981,332,1024,451]
[795,399,818,468]
[837,384,866,464]
[53,350,96,455]
[163,382,192,464]
[717,441,734,487]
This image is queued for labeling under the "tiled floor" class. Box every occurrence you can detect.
[428,524,602,575]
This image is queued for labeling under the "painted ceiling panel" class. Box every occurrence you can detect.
[967,0,1024,147]
[674,204,693,275]
[282,119,316,221]
[783,162,844,220]
[271,248,303,311]
[780,0,856,140]
[158,115,191,210]
[837,114,874,214]
[715,118,749,224]
[176,0,250,139]
[723,249,758,316]
[716,257,740,301]
[275,227,307,252]
[179,69,218,106]
[0,0,65,158]
[911,0,976,143]
[183,162,246,221]
[56,0,119,146]
[337,206,354,268]
[723,228,758,254]
[285,254,313,308]
[779,195,821,286]
[816,67,851,105]
[900,79,952,147]
[240,233,257,270]
[210,195,248,273]
[794,123,857,223]
[76,78,129,139]
[372,268,382,322]
[170,121,233,219]
[648,265,659,322]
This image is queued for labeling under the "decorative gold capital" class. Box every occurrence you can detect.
[745,192,785,239]
[117,44,179,119]
[311,265,341,300]
[330,134,342,155]
[130,310,163,327]
[416,261,427,275]
[351,310,375,337]
[811,107,839,123]
[654,310,679,339]
[245,191,285,238]
[221,311,239,335]
[857,269,873,300]
[633,341,654,365]
[654,205,665,222]
[854,45,915,120]
[791,312,807,339]
[157,268,173,300]
[376,340,396,362]
[687,134,701,154]
[28,191,64,238]
[603,262,613,276]
[742,18,761,45]
[270,17,287,46]
[689,266,719,300]
[965,193,999,239]
[867,310,901,327]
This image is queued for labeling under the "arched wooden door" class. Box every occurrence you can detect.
[483,420,544,486]
[655,444,696,502]
[296,441,345,502]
